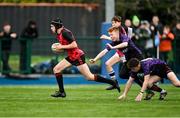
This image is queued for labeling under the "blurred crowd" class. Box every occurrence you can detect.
[123,15,180,67]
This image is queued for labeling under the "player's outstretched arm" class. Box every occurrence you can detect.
[89,49,109,64]
[118,77,134,100]
[108,42,128,50]
[135,75,150,102]
[100,34,111,40]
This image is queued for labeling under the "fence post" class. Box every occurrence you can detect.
[26,39,32,74]
[19,38,32,74]
[0,39,1,73]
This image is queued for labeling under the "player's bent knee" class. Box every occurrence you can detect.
[53,67,57,74]
[148,83,153,88]
[148,80,154,84]
[53,67,61,74]
[105,61,109,66]
[105,62,113,68]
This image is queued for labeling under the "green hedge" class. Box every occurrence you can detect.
[0,0,99,3]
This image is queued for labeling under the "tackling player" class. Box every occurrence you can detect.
[119,58,180,102]
[50,18,120,98]
[90,16,147,92]
[90,25,166,100]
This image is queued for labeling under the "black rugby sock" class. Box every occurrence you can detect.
[109,70,116,80]
[55,73,65,93]
[150,84,162,92]
[94,74,115,85]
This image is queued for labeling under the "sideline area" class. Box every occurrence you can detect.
[0,74,171,85]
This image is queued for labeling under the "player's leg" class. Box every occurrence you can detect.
[148,75,167,100]
[134,78,154,100]
[77,63,120,92]
[167,72,180,87]
[105,53,123,90]
[119,62,130,79]
[133,78,155,99]
[143,77,167,100]
[119,62,156,100]
[51,58,72,98]
[105,53,121,80]
[146,84,167,100]
[2,50,11,71]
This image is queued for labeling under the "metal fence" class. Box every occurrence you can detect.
[0,3,103,37]
[9,36,101,56]
[1,36,180,74]
[0,37,101,74]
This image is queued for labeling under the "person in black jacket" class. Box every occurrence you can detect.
[20,20,38,73]
[0,23,17,75]
[21,20,38,38]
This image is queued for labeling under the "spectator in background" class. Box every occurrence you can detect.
[159,25,174,63]
[21,20,38,38]
[125,19,132,28]
[172,21,180,68]
[150,15,163,36]
[124,19,133,39]
[150,15,163,57]
[172,21,180,47]
[173,21,180,37]
[132,15,140,29]
[141,20,154,58]
[0,23,17,75]
[20,20,38,73]
[132,20,152,58]
[131,15,141,48]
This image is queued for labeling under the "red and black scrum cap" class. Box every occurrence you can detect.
[51,18,63,28]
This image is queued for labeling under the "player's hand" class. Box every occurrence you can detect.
[135,93,143,102]
[10,33,17,38]
[106,43,113,49]
[118,94,126,100]
[0,32,4,37]
[56,43,63,50]
[100,34,109,39]
[162,34,167,39]
[89,59,96,64]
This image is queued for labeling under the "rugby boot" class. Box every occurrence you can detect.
[51,91,66,98]
[106,80,120,93]
[159,90,167,100]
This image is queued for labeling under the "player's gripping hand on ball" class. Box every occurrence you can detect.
[51,43,64,53]
[89,59,96,64]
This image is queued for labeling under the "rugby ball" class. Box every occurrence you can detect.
[51,43,64,53]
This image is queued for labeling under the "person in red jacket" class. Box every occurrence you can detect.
[159,25,174,63]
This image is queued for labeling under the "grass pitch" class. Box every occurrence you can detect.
[0,84,179,117]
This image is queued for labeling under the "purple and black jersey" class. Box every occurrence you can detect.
[106,32,143,61]
[131,58,172,79]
